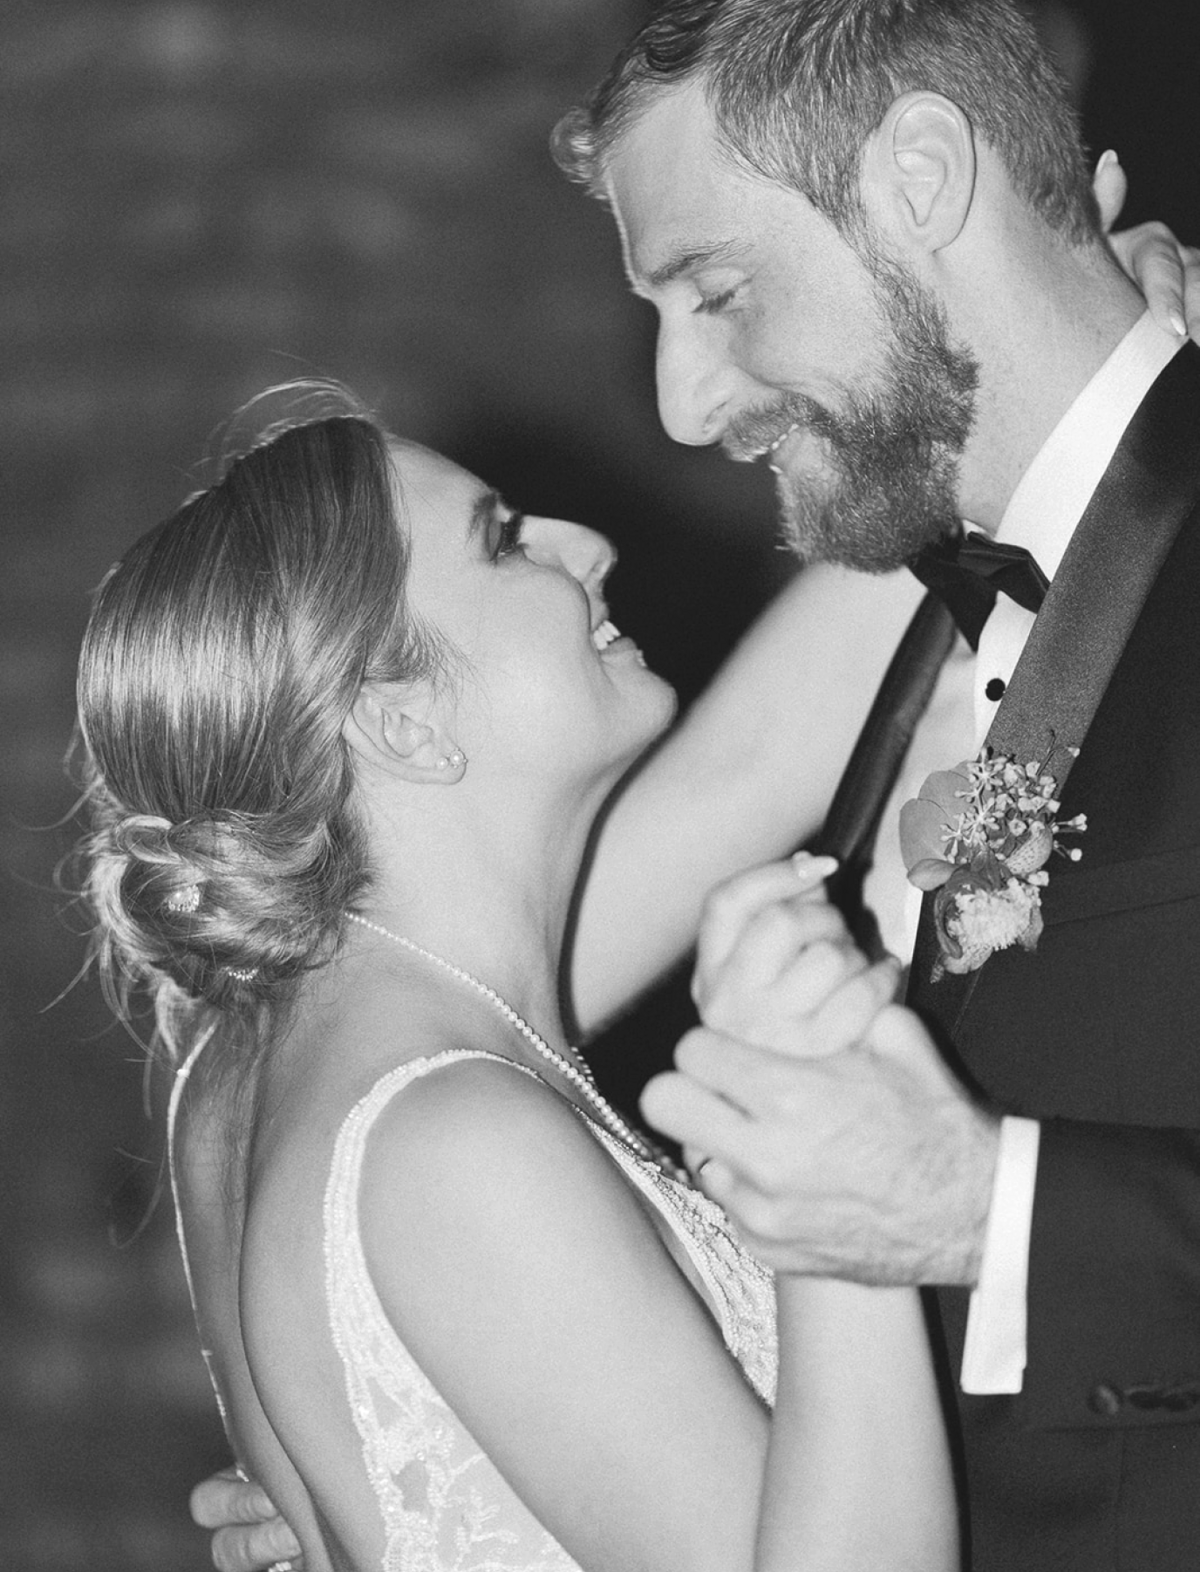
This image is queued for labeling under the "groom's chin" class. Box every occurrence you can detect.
[778,502,949,576]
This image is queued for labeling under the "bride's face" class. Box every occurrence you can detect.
[389,440,676,784]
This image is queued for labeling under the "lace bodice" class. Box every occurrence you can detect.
[324,1050,777,1572]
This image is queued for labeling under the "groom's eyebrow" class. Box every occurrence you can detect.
[643,238,745,291]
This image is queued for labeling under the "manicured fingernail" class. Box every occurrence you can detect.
[1169,310,1187,337]
[791,851,839,882]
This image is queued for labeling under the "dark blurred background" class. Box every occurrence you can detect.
[0,2,1195,1566]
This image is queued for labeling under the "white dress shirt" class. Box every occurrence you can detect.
[862,311,1184,1393]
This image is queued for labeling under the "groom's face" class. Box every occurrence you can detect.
[604,81,978,572]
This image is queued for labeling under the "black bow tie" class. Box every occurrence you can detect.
[908,530,1049,650]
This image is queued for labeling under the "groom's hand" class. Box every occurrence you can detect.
[642,1002,1000,1287]
[190,1467,302,1572]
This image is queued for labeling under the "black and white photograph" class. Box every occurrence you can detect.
[2,3,1200,1568]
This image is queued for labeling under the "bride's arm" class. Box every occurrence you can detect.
[569,563,923,1036]
[361,1057,955,1572]
[759,1276,954,1572]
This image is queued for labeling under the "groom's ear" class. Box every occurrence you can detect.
[861,91,975,255]
[343,684,462,783]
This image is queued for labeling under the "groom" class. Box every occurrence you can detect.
[193,4,1200,1568]
[561,1,1200,1568]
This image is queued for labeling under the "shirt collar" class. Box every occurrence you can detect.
[988,312,1184,579]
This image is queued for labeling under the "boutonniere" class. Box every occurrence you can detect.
[899,747,1087,979]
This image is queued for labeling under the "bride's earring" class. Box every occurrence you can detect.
[434,748,467,776]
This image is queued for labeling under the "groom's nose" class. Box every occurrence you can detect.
[655,316,740,447]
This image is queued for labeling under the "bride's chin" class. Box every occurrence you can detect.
[607,696,679,781]
[629,682,678,746]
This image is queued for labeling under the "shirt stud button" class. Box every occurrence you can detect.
[985,677,1006,702]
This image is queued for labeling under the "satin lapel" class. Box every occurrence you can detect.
[815,592,956,952]
[908,343,1200,1042]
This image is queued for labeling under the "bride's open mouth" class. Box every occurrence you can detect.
[592,617,647,666]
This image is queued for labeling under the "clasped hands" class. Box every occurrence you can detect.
[641,854,1001,1287]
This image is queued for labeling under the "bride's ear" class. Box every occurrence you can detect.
[343,685,466,782]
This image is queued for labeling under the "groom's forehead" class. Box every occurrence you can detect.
[603,85,832,299]
[603,85,763,288]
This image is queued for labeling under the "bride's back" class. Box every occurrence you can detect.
[171,959,603,1572]
[171,992,391,1572]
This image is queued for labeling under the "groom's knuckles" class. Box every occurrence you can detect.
[675,1026,801,1111]
[210,1520,296,1572]
[640,1063,744,1148]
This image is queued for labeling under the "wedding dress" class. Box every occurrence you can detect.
[323,1050,778,1572]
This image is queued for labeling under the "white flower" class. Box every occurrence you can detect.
[948,879,1040,955]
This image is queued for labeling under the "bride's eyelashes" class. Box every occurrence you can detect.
[491,510,527,561]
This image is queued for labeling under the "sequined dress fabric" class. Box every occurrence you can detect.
[324,1049,777,1572]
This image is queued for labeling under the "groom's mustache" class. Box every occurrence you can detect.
[721,397,817,464]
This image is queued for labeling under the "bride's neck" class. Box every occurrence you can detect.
[356,786,592,1040]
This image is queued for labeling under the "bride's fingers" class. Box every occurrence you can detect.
[1108,219,1191,338]
[1091,149,1126,233]
[794,955,903,1059]
[701,933,868,1041]
[693,853,838,988]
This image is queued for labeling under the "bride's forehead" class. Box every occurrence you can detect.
[384,438,484,521]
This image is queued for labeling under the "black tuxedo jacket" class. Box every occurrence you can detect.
[898,344,1200,1569]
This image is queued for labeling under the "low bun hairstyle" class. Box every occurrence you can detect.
[77,393,440,1056]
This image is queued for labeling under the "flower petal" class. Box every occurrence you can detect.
[921,766,977,815]
[907,857,956,891]
[899,796,952,870]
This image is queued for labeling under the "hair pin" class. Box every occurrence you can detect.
[166,883,202,914]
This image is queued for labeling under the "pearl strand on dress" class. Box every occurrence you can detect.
[344,911,662,1165]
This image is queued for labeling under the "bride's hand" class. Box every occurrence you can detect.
[1096,150,1200,341]
[690,853,900,1059]
[190,1467,303,1572]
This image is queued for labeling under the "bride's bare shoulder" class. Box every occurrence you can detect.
[360,1054,595,1197]
[356,1054,638,1266]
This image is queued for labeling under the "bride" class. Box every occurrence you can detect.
[78,399,955,1571]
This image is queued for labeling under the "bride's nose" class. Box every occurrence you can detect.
[524,517,617,590]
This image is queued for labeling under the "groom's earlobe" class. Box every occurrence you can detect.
[864,91,975,254]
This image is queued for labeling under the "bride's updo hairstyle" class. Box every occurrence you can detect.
[77,392,441,1056]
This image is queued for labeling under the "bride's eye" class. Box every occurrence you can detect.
[492,511,527,560]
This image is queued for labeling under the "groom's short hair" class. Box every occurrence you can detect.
[554,0,1100,248]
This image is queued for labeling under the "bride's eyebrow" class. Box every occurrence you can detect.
[467,488,504,540]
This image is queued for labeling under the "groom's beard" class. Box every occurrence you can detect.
[728,257,979,574]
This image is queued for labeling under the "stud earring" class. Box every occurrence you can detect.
[435,749,466,771]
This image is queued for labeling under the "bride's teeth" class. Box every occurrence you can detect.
[592,619,620,651]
